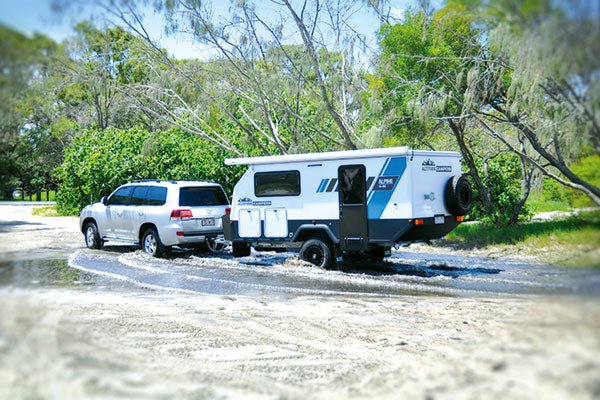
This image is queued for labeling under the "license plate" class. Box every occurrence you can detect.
[201,218,216,226]
[434,216,445,224]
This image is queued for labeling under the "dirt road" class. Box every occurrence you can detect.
[0,205,599,399]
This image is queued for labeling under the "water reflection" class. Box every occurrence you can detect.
[0,259,96,288]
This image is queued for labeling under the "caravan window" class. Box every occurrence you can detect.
[254,171,300,197]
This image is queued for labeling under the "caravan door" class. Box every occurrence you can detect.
[338,164,369,251]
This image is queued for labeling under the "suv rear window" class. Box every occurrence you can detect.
[179,187,228,207]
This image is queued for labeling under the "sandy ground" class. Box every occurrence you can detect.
[0,205,599,399]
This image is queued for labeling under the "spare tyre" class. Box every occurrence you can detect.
[444,175,473,216]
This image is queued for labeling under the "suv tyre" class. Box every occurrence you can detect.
[84,221,104,249]
[142,227,167,258]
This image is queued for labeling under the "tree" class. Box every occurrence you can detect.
[375,4,502,216]
[56,21,153,130]
[479,0,600,205]
[0,24,65,199]
[54,0,386,156]
[375,0,600,226]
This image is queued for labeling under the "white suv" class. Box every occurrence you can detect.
[79,180,230,257]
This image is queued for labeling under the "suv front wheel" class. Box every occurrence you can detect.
[142,227,168,257]
[84,221,104,249]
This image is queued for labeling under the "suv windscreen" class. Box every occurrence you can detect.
[179,187,228,207]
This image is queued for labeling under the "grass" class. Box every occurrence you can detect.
[31,205,60,217]
[525,191,572,213]
[445,210,600,267]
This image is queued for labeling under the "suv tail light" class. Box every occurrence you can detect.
[225,207,231,215]
[171,209,193,219]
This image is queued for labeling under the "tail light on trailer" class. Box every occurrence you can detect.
[171,209,193,219]
[414,219,424,226]
[456,215,465,222]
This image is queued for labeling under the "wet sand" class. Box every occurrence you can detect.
[0,205,599,399]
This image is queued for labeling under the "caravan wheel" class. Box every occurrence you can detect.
[300,239,334,269]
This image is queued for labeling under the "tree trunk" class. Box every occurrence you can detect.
[508,135,535,225]
[448,120,493,213]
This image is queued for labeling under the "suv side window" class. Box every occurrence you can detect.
[109,186,133,205]
[130,186,148,206]
[145,186,167,206]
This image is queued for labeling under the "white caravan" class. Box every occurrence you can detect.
[222,146,473,268]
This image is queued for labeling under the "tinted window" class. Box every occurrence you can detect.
[130,186,148,205]
[179,187,228,207]
[145,186,167,206]
[109,186,132,205]
[340,166,365,205]
[255,171,300,197]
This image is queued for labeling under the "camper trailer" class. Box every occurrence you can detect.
[222,146,473,268]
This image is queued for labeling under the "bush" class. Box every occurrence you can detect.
[468,152,532,226]
[55,127,244,215]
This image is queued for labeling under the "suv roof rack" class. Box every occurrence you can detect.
[133,179,178,184]
[132,179,219,184]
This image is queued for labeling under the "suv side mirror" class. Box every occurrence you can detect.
[101,196,108,205]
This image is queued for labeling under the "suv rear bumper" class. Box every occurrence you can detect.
[159,222,223,246]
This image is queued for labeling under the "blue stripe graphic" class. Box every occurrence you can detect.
[367,157,391,203]
[367,157,406,219]
[317,178,328,193]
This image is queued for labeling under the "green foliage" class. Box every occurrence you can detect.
[55,127,244,215]
[566,156,600,207]
[526,195,570,213]
[468,153,532,225]
[532,155,600,209]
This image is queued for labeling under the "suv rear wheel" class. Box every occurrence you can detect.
[142,227,167,257]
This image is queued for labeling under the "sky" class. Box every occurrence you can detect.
[0,0,418,60]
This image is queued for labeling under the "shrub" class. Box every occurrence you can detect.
[468,152,532,226]
[55,127,243,215]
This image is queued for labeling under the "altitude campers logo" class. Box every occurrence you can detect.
[422,159,452,173]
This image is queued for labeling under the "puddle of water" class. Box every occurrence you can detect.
[1,243,599,299]
[0,259,95,288]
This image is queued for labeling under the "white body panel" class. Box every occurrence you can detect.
[264,208,288,237]
[238,208,261,238]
